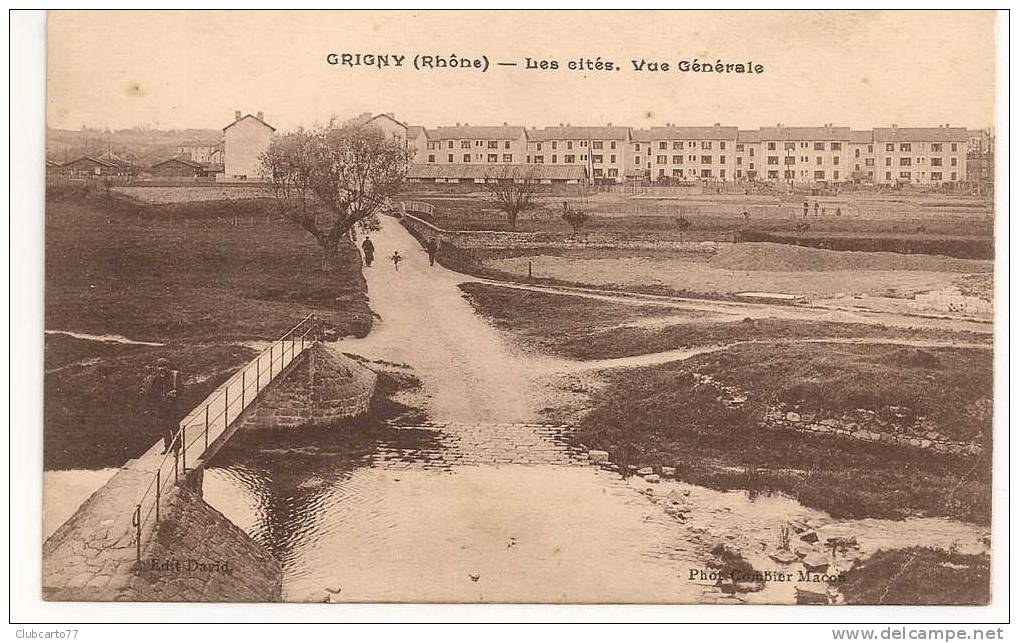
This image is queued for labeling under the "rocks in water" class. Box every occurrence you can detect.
[802,553,830,573]
[786,412,801,422]
[799,530,820,544]
[661,466,676,477]
[644,474,661,483]
[637,467,654,476]
[588,450,609,464]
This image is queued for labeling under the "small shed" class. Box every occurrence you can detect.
[151,157,205,178]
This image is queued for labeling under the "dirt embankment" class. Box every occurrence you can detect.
[709,242,992,273]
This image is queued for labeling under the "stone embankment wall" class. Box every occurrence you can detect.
[399,212,733,253]
[237,342,377,430]
[124,482,282,602]
[43,467,281,602]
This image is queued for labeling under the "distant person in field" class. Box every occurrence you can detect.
[142,357,181,455]
[425,238,438,266]
[803,201,809,217]
[362,237,375,267]
[390,251,403,271]
[836,207,842,217]
[814,201,820,216]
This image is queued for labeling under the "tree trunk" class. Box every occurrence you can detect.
[318,239,339,272]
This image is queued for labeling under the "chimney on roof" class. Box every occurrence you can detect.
[235,110,242,121]
[714,122,720,127]
[559,123,564,127]
[607,122,612,126]
[456,122,460,127]
[257,111,264,121]
[503,122,508,126]
[892,124,898,129]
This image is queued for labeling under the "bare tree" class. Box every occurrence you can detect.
[560,201,590,235]
[261,125,413,269]
[483,169,541,230]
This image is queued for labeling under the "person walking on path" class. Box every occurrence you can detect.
[141,357,181,455]
[362,237,375,267]
[425,238,438,266]
[390,251,403,271]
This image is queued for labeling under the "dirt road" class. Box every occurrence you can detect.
[340,218,562,423]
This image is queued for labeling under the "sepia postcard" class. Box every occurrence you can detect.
[35,9,1002,610]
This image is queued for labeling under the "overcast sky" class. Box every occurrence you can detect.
[47,10,997,132]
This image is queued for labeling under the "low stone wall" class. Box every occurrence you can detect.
[399,212,732,253]
[237,343,377,429]
[762,406,984,456]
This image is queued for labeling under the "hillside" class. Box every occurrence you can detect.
[47,127,223,167]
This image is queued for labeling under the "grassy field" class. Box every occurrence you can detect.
[44,335,255,470]
[839,547,990,605]
[46,199,371,342]
[460,282,990,360]
[45,189,372,469]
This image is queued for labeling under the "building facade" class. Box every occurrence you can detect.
[872,126,968,186]
[222,111,275,180]
[422,125,528,167]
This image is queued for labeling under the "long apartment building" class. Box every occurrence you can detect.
[354,113,974,186]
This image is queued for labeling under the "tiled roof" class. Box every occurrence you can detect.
[65,155,119,167]
[630,129,652,142]
[648,126,738,140]
[152,157,203,169]
[407,163,586,181]
[531,126,631,141]
[223,114,276,133]
[848,130,874,143]
[754,127,852,141]
[428,126,526,140]
[872,127,970,142]
[406,125,426,139]
[737,130,761,143]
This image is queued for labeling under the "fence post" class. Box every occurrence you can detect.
[241,370,246,409]
[155,470,161,524]
[204,405,209,450]
[181,426,187,472]
[173,447,179,483]
[256,355,261,393]
[224,383,230,429]
[270,343,274,379]
[133,505,141,562]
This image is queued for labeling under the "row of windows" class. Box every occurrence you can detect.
[651,155,727,165]
[884,171,957,180]
[428,140,516,151]
[428,154,516,163]
[656,168,726,178]
[886,157,958,166]
[533,140,617,151]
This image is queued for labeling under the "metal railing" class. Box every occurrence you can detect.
[130,314,316,560]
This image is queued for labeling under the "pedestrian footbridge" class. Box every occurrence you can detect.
[42,315,376,601]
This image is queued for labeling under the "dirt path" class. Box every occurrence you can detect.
[339,217,560,423]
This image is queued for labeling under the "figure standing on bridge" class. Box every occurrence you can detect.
[390,250,403,271]
[425,238,438,266]
[362,237,375,267]
[141,357,182,455]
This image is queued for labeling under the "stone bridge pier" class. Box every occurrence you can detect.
[42,342,378,602]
